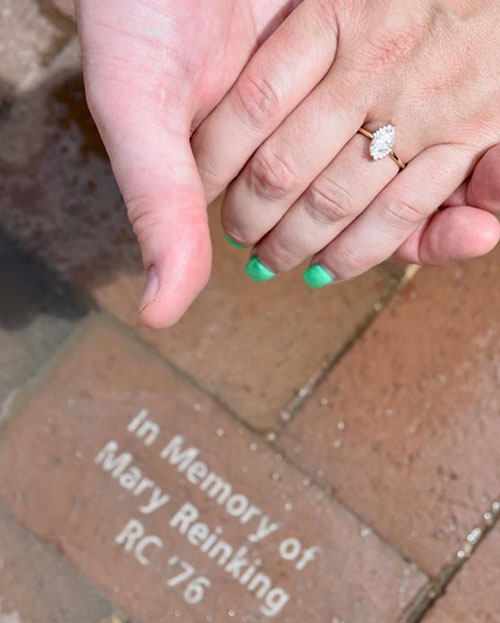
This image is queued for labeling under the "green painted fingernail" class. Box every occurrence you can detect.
[303,264,335,288]
[245,256,275,282]
[224,234,245,249]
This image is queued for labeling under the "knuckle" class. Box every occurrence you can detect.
[125,194,162,243]
[337,244,368,273]
[233,72,280,129]
[304,178,355,225]
[381,196,424,227]
[247,147,296,201]
[265,240,297,272]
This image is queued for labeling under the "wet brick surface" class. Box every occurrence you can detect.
[422,525,500,623]
[278,249,500,576]
[0,41,403,430]
[0,317,426,623]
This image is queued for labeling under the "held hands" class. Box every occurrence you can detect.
[76,0,500,327]
[75,0,299,327]
[193,0,500,286]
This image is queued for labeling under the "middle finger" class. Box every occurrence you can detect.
[220,71,366,248]
[250,132,397,274]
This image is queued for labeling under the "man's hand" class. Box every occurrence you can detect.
[75,0,297,327]
[395,145,500,266]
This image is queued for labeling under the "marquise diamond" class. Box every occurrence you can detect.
[369,125,396,161]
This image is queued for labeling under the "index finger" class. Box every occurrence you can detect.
[467,144,500,215]
[192,0,338,201]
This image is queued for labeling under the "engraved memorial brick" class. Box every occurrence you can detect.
[0,317,426,622]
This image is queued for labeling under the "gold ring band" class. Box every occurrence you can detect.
[358,126,406,171]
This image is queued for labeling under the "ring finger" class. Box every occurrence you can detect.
[192,0,340,202]
[220,71,367,248]
[304,144,473,287]
[250,132,398,275]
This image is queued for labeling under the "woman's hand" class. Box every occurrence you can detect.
[193,0,500,285]
[75,0,298,326]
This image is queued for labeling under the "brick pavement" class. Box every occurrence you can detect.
[0,2,499,622]
[0,505,122,623]
[0,35,404,432]
[0,317,427,623]
[421,524,500,623]
[277,249,500,577]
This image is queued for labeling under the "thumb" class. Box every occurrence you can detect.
[467,144,500,215]
[83,81,211,328]
[109,118,211,328]
[394,206,500,266]
[75,3,212,328]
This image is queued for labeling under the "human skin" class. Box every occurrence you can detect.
[75,0,299,327]
[76,0,500,327]
[193,0,500,287]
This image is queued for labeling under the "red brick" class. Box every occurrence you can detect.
[0,55,403,430]
[278,247,500,576]
[98,234,401,434]
[135,222,401,431]
[0,317,426,622]
[0,504,120,622]
[422,525,500,623]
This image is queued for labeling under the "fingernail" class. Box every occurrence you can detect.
[224,234,245,249]
[138,265,159,312]
[303,264,335,288]
[245,256,275,282]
